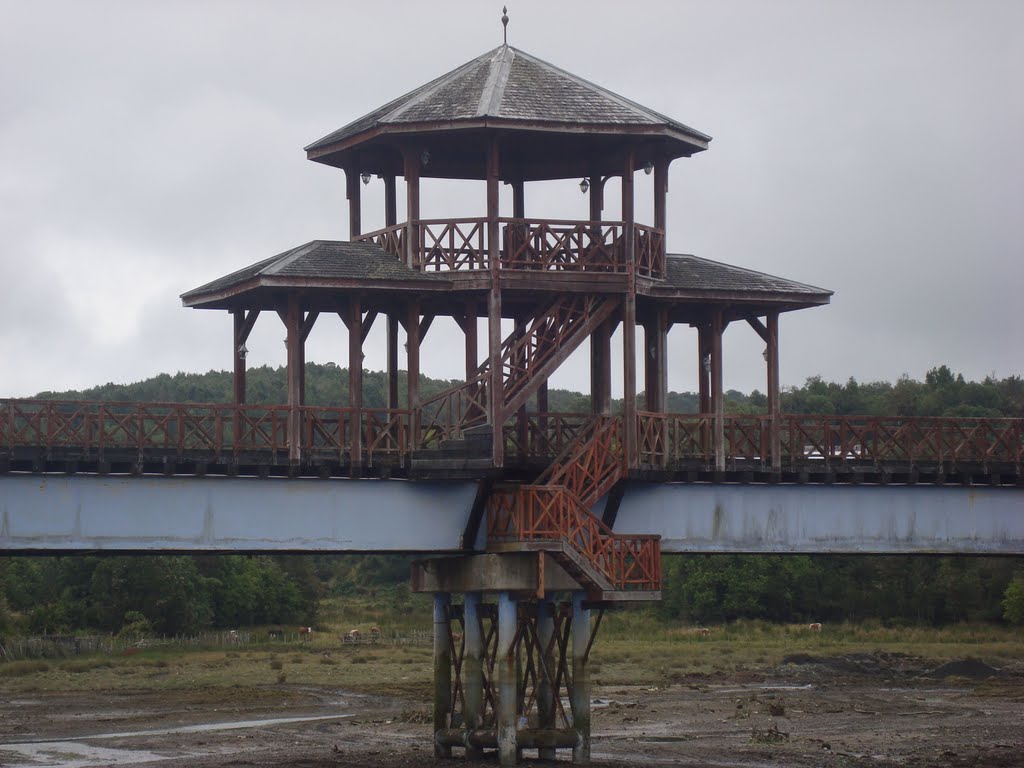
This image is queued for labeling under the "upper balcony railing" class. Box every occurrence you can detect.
[355,217,666,278]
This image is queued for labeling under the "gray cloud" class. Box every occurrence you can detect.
[1,0,1021,398]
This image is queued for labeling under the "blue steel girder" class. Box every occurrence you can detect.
[1,474,1023,555]
[613,482,1024,554]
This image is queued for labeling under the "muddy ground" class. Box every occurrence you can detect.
[1,652,1022,767]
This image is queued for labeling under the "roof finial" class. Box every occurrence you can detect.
[501,6,509,45]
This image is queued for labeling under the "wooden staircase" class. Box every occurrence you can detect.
[417,295,619,447]
[486,416,662,600]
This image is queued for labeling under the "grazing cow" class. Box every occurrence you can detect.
[697,628,711,638]
[228,630,239,644]
[808,622,822,632]
[299,626,313,642]
[369,625,382,642]
[342,629,362,645]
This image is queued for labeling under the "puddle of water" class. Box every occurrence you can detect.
[0,713,355,768]
[715,683,813,694]
[2,712,354,745]
[0,741,172,768]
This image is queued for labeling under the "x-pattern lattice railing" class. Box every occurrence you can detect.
[354,217,668,277]
[636,412,1023,468]
[0,400,413,461]
[487,416,661,593]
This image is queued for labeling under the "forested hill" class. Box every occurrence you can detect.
[34,364,1024,418]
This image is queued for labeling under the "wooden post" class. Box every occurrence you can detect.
[346,167,361,240]
[348,298,363,472]
[512,179,525,219]
[588,174,603,222]
[644,311,668,412]
[232,310,250,406]
[653,158,668,232]
[384,174,397,227]
[486,135,503,467]
[591,320,611,415]
[622,151,638,468]
[537,379,549,450]
[711,309,725,473]
[697,323,711,414]
[767,311,781,472]
[407,301,421,441]
[404,149,421,269]
[387,314,399,410]
[285,297,302,462]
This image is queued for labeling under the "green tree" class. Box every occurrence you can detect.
[1004,573,1024,625]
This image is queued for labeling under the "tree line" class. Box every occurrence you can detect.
[3,365,1021,636]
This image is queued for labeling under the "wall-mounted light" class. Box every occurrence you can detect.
[644,161,654,175]
[579,177,590,194]
[361,172,371,185]
[762,348,769,362]
[420,150,431,167]
[702,353,711,373]
[237,343,248,360]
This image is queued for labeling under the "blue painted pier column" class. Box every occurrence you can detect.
[497,591,518,766]
[571,592,591,764]
[462,591,484,759]
[432,592,452,758]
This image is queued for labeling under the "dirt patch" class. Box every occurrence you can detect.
[1,653,1022,767]
[924,658,999,680]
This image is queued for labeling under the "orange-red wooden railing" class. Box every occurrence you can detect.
[354,217,668,277]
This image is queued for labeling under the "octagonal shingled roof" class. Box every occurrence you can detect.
[305,44,711,158]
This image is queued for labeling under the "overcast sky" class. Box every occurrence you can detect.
[1,0,1021,400]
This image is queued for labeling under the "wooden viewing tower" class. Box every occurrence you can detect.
[181,20,831,766]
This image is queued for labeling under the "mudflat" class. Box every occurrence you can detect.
[1,650,1022,767]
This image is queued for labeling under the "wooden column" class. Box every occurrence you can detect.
[284,296,302,462]
[463,300,479,423]
[644,310,668,412]
[537,378,549,445]
[232,309,259,406]
[711,309,725,472]
[486,136,503,467]
[403,150,421,269]
[384,175,397,227]
[622,151,638,468]
[767,311,781,472]
[653,158,669,231]
[407,301,421,439]
[697,323,711,414]
[387,314,399,410]
[511,179,525,218]
[297,311,318,410]
[588,174,603,222]
[348,298,363,471]
[346,168,361,240]
[591,320,611,415]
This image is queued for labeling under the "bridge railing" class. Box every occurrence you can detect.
[0,400,413,464]
[636,412,1024,469]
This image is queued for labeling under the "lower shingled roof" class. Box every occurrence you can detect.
[181,240,446,303]
[661,254,831,297]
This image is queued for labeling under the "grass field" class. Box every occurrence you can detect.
[2,604,1022,697]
